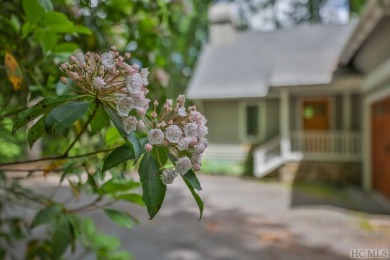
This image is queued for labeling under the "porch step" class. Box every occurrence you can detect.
[255,156,286,177]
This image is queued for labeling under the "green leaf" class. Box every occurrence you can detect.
[182,177,204,220]
[126,132,142,162]
[101,179,140,193]
[42,11,68,25]
[105,106,127,137]
[31,205,62,228]
[183,170,202,191]
[45,101,90,133]
[37,0,53,11]
[27,116,46,148]
[103,209,134,229]
[138,153,166,219]
[22,0,45,25]
[90,105,109,136]
[114,193,145,207]
[51,215,71,259]
[13,95,85,134]
[38,30,57,53]
[151,146,168,167]
[102,145,135,172]
[72,25,92,35]
[53,42,79,53]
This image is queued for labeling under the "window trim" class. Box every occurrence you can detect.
[239,101,266,143]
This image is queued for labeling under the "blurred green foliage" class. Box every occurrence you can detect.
[0,0,211,258]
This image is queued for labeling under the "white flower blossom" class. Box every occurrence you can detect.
[126,73,143,93]
[165,125,182,143]
[93,77,106,90]
[178,107,187,117]
[183,122,198,137]
[131,91,146,108]
[140,68,149,86]
[197,125,208,138]
[177,137,191,151]
[161,168,178,185]
[147,128,164,145]
[117,97,134,116]
[122,116,138,133]
[194,143,206,154]
[191,153,202,165]
[175,156,192,175]
[100,52,115,68]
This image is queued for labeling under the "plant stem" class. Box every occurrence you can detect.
[62,101,100,157]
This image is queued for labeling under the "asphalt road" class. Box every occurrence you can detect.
[9,174,390,259]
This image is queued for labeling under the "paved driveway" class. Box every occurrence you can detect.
[83,175,390,260]
[15,174,390,259]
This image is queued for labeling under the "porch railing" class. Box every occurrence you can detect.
[254,131,361,177]
[290,131,361,161]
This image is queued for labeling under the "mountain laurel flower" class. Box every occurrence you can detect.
[193,163,201,172]
[151,111,157,118]
[126,73,143,93]
[117,97,134,116]
[136,108,146,117]
[144,143,153,152]
[175,156,192,175]
[92,77,106,90]
[177,95,185,106]
[137,120,145,130]
[165,125,183,143]
[141,68,149,85]
[177,137,192,151]
[178,107,187,117]
[148,128,164,145]
[194,143,207,154]
[161,168,178,185]
[122,116,138,133]
[101,52,115,68]
[191,153,202,165]
[198,125,208,138]
[183,122,198,137]
[131,91,146,108]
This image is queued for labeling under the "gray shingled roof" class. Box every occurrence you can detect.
[187,23,356,99]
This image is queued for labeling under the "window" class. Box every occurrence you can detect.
[246,105,259,136]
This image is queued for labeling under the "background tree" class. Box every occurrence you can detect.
[0,0,211,258]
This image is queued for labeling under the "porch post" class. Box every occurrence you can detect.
[280,89,290,158]
[343,92,351,130]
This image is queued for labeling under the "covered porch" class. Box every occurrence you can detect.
[254,87,362,177]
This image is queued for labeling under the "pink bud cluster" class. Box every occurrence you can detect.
[60,47,150,134]
[145,95,208,185]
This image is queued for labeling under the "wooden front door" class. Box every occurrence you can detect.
[372,98,390,199]
[303,100,330,130]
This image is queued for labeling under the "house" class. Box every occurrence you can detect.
[339,0,390,199]
[186,3,390,195]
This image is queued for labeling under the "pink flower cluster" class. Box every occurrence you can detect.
[145,95,208,185]
[60,48,208,185]
[60,46,149,134]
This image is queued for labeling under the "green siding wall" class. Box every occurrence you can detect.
[203,100,240,144]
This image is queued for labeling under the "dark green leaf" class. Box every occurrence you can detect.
[114,193,145,207]
[105,106,127,137]
[22,0,45,25]
[31,205,62,228]
[182,177,204,220]
[51,215,71,258]
[13,95,85,134]
[53,42,79,53]
[27,116,46,148]
[138,153,166,219]
[151,146,168,167]
[90,105,109,136]
[45,101,90,133]
[37,0,53,11]
[183,170,202,191]
[39,31,57,53]
[101,179,140,193]
[103,209,134,229]
[126,132,142,161]
[102,145,135,172]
